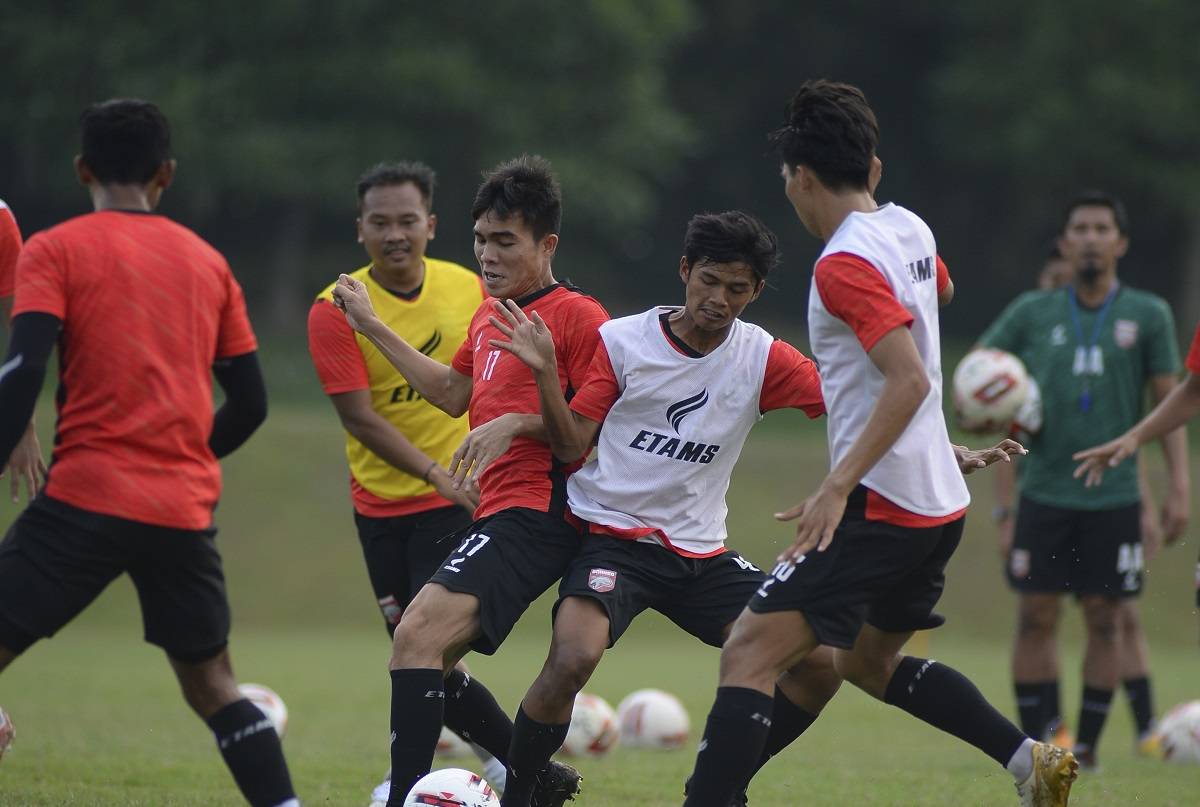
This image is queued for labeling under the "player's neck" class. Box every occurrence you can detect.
[668,309,730,355]
[507,267,557,302]
[370,260,426,295]
[816,190,878,241]
[89,184,156,213]
[1072,270,1118,307]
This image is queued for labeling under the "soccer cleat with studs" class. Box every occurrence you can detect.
[1016,742,1078,807]
[530,760,582,807]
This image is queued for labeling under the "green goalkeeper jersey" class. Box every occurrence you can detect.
[980,283,1180,510]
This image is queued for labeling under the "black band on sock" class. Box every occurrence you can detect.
[501,706,570,807]
[386,668,445,807]
[682,687,774,807]
[885,656,1026,768]
[443,669,513,765]
[207,699,296,807]
[1076,686,1114,752]
[1123,677,1154,736]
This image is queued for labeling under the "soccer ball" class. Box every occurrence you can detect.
[404,768,499,807]
[952,348,1031,433]
[436,726,474,758]
[1155,701,1200,763]
[238,683,288,738]
[559,692,619,757]
[616,689,689,749]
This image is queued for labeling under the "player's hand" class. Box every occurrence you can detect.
[1161,486,1190,547]
[1140,504,1164,563]
[1072,433,1139,487]
[428,465,480,513]
[775,480,848,562]
[0,424,47,503]
[449,414,522,491]
[487,299,556,375]
[953,439,1026,475]
[331,275,378,332]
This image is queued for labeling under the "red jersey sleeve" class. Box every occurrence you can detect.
[569,340,620,422]
[758,340,825,416]
[12,233,67,319]
[936,254,950,295]
[814,252,913,352]
[451,334,475,376]
[1186,323,1200,374]
[0,205,22,299]
[215,267,258,358]
[307,298,369,394]
[561,297,610,391]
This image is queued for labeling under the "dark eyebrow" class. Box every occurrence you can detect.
[475,229,518,239]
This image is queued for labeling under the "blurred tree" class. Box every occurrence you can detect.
[934,0,1200,335]
[0,0,693,324]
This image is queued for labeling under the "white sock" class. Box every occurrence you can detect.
[1006,738,1036,781]
[483,754,507,793]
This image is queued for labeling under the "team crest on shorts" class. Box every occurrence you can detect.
[1114,319,1139,348]
[588,568,617,593]
[1010,549,1031,580]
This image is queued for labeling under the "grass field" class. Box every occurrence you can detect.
[2,397,1200,805]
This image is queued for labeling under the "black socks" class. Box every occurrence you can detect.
[386,668,445,806]
[443,669,513,765]
[500,706,570,806]
[207,699,296,807]
[1076,686,1114,753]
[1124,676,1154,736]
[682,687,774,807]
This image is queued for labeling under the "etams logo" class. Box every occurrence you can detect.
[666,388,709,433]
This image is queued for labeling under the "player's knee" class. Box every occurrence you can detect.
[1082,600,1120,643]
[1016,603,1057,640]
[832,649,892,693]
[545,640,603,693]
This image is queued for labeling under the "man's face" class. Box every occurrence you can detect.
[473,211,556,299]
[357,183,435,276]
[680,259,763,331]
[1058,205,1127,282]
[781,164,819,237]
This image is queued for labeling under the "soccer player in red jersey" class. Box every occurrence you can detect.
[0,100,297,806]
[333,155,608,806]
[0,200,46,504]
[682,81,1075,807]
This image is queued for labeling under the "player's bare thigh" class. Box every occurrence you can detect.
[718,608,819,691]
[390,582,482,670]
[832,624,913,700]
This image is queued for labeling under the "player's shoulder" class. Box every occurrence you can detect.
[1118,285,1172,316]
[601,306,660,336]
[315,264,371,302]
[540,281,610,319]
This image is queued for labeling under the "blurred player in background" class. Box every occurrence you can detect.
[978,191,1189,769]
[683,80,1074,807]
[0,100,297,806]
[0,200,45,505]
[991,233,1178,757]
[333,155,608,807]
[307,161,507,805]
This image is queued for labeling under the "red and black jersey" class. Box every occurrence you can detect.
[451,283,609,519]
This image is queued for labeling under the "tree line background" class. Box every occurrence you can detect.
[3,0,1198,351]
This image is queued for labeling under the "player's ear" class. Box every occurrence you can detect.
[868,154,883,195]
[750,279,765,302]
[73,154,94,187]
[155,159,176,190]
[356,217,365,244]
[541,232,559,260]
[427,212,437,241]
[1114,233,1129,259]
[679,256,690,285]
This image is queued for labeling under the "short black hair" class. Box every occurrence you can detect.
[769,80,878,191]
[684,211,779,283]
[356,161,436,211]
[1061,190,1129,236]
[79,99,171,184]
[471,155,562,240]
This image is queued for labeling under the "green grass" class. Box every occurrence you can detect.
[3,403,1200,805]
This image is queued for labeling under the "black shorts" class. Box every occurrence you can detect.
[555,536,764,648]
[748,486,962,650]
[427,507,582,655]
[0,496,229,661]
[1008,495,1143,598]
[355,505,473,635]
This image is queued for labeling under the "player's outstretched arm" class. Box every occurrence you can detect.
[487,299,599,462]
[1073,372,1200,487]
[209,351,268,458]
[0,312,58,475]
[332,274,471,416]
[776,326,930,561]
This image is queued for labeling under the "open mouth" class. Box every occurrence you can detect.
[483,271,504,283]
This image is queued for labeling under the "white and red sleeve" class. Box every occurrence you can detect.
[758,340,825,416]
[814,252,913,352]
[1186,323,1200,375]
[569,340,620,423]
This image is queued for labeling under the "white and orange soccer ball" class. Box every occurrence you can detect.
[238,683,288,738]
[404,768,500,807]
[560,692,619,757]
[952,348,1031,433]
[1155,701,1200,764]
[436,726,473,758]
[616,689,689,750]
